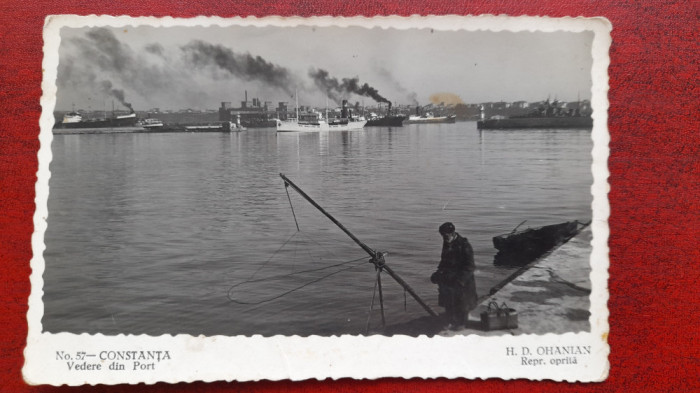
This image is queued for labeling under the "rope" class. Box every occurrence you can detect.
[227,179,380,307]
[229,256,367,289]
[241,231,300,282]
[297,230,345,260]
[284,183,300,231]
[227,258,366,305]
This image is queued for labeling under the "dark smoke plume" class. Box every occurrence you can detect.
[373,65,419,105]
[82,28,135,74]
[74,29,173,92]
[181,41,298,96]
[309,68,390,105]
[57,57,133,111]
[59,28,201,110]
[59,28,139,110]
[100,80,133,112]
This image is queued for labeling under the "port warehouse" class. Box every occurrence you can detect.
[53,97,592,126]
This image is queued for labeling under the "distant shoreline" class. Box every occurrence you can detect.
[52,127,246,135]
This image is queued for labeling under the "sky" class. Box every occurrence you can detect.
[55,24,594,112]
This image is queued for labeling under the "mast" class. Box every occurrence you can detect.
[577,91,581,113]
[295,89,299,122]
[280,173,438,318]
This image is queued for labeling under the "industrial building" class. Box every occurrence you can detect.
[218,91,289,128]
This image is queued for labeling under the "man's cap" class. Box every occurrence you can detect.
[439,222,455,234]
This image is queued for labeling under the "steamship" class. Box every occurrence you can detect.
[477,116,592,129]
[277,99,366,132]
[55,110,138,129]
[364,103,405,127]
[477,99,592,130]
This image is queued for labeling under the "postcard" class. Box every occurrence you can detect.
[25,14,610,385]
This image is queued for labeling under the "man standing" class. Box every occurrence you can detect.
[430,222,478,328]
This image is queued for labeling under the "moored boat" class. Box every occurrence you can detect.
[404,113,456,124]
[56,110,138,129]
[365,116,405,127]
[276,115,366,132]
[492,220,588,266]
[184,124,223,131]
[277,99,366,132]
[140,118,164,129]
[477,100,592,129]
[477,116,592,129]
[365,103,405,127]
[184,121,246,132]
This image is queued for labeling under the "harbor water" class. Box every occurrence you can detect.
[42,122,593,336]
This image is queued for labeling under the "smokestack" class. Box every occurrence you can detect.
[341,99,348,118]
[245,90,248,102]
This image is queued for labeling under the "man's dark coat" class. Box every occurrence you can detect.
[431,233,478,323]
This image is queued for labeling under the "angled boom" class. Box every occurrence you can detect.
[280,173,437,317]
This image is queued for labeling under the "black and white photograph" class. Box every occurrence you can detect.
[26,15,610,384]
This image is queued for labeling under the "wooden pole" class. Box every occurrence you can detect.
[380,264,437,317]
[280,173,377,258]
[377,269,386,327]
[280,173,438,318]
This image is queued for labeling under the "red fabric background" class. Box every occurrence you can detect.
[1,1,697,392]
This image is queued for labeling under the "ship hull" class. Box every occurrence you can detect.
[241,119,277,128]
[493,221,584,266]
[185,122,244,132]
[365,116,405,127]
[477,116,592,129]
[404,115,456,124]
[57,113,138,129]
[277,120,367,132]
